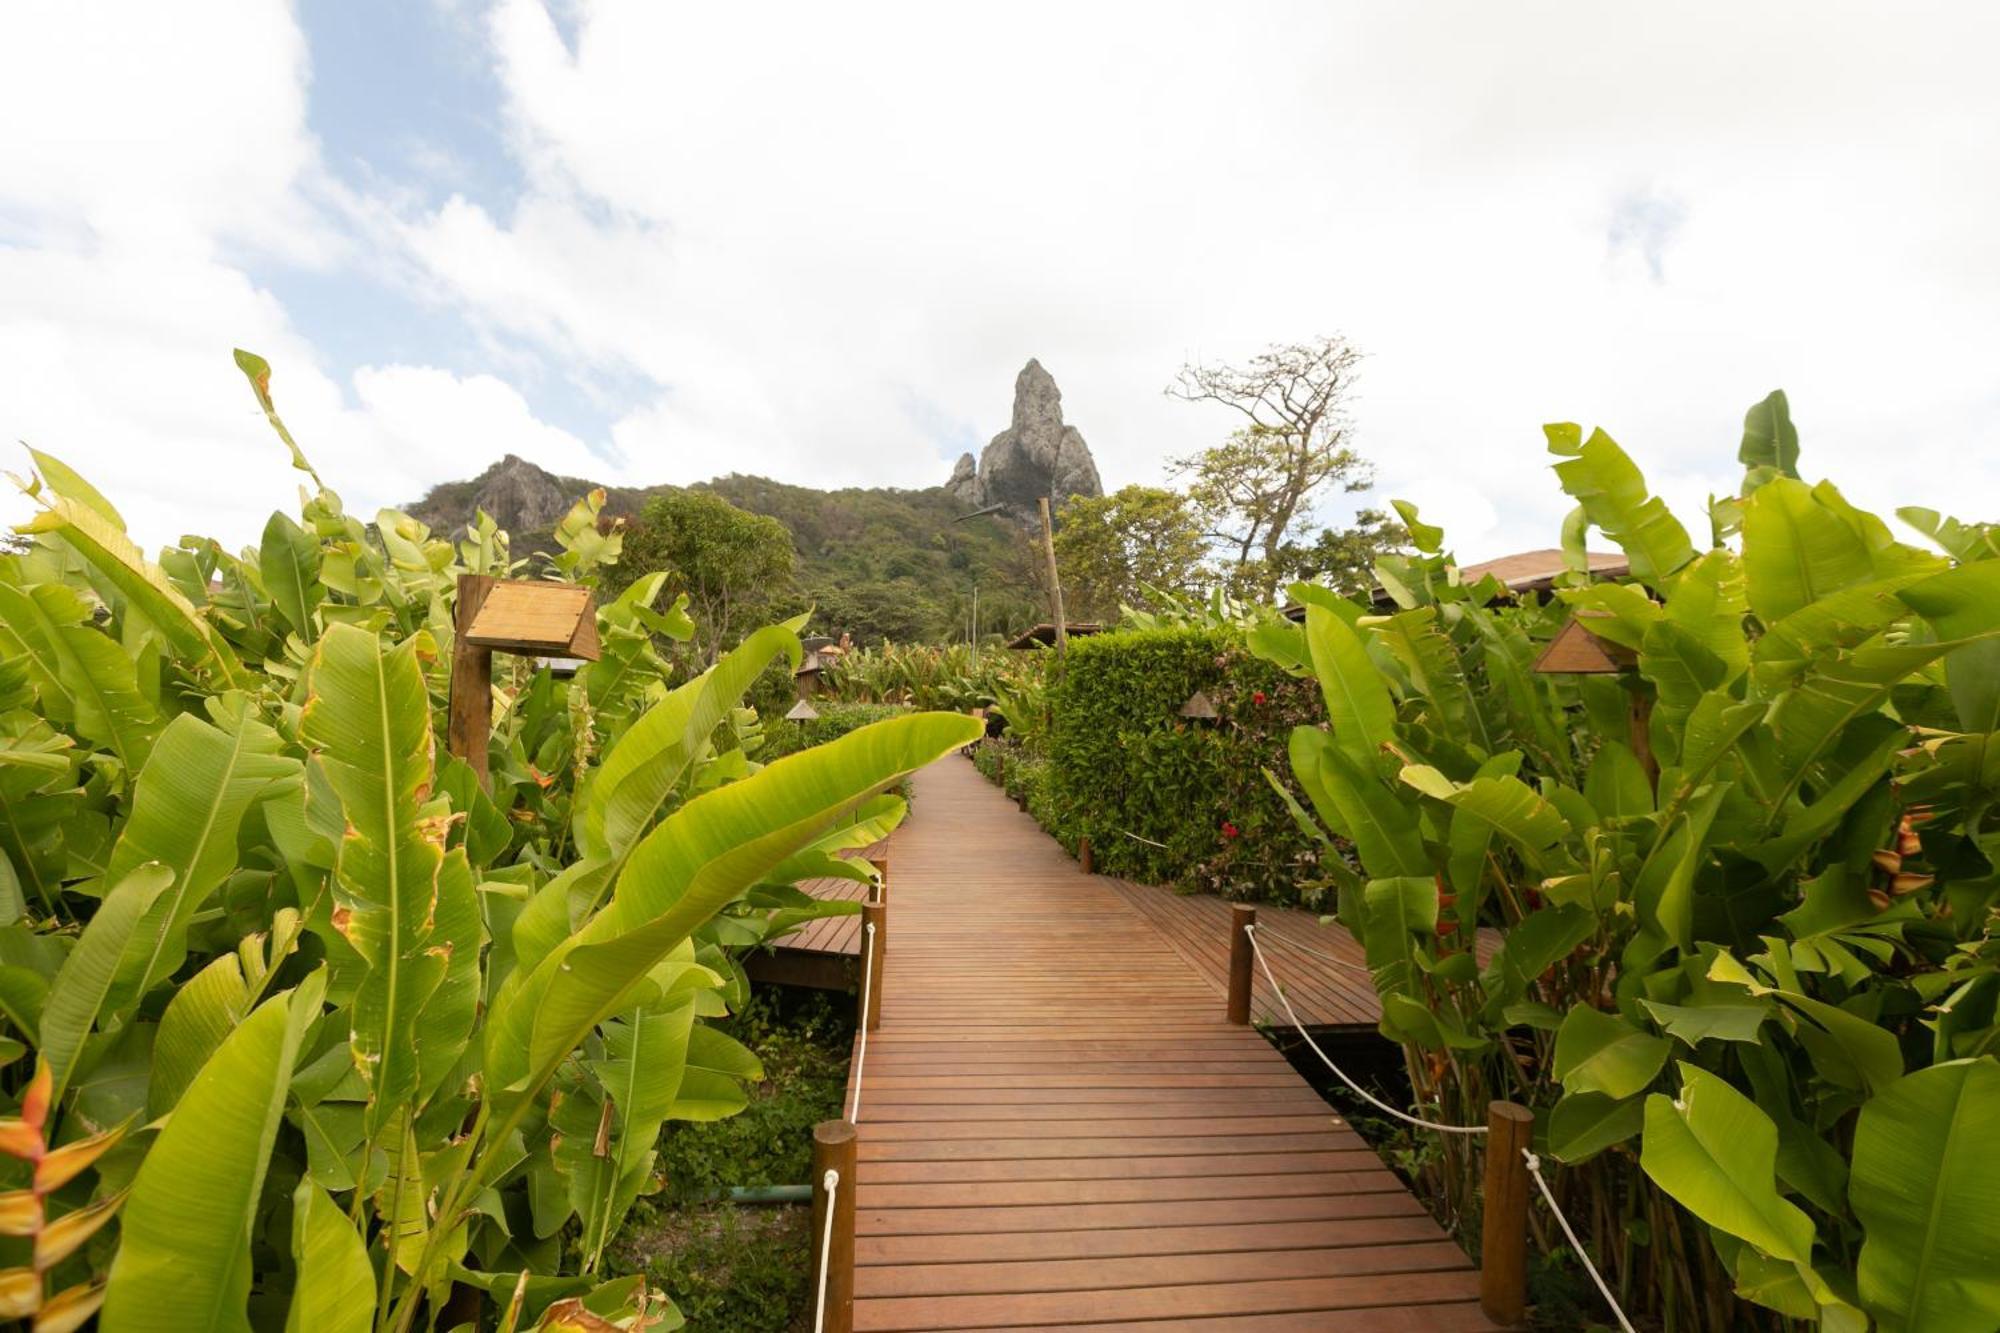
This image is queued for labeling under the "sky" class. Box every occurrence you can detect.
[4,2,1998,561]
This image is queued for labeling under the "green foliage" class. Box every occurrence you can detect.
[0,352,978,1331]
[997,626,1329,904]
[605,991,851,1332]
[614,490,796,664]
[822,641,989,711]
[1053,485,1210,620]
[694,475,1044,647]
[760,702,912,763]
[1267,392,2000,1328]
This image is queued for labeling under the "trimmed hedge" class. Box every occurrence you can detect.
[994,626,1330,907]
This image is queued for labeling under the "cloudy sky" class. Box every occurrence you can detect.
[4,2,1997,559]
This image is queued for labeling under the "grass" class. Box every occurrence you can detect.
[606,988,854,1332]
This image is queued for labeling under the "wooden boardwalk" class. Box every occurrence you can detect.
[765,824,1394,1031]
[845,755,1494,1331]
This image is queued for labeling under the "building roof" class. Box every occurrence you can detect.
[1456,548,1629,595]
[1283,548,1632,619]
[1005,622,1107,649]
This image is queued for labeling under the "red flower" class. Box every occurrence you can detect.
[1252,690,1268,705]
[1221,821,1240,840]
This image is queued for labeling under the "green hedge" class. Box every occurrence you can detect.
[1010,626,1329,907]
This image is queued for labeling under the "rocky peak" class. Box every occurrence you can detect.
[945,359,1102,522]
[408,453,598,536]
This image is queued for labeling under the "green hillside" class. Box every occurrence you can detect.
[693,475,1046,644]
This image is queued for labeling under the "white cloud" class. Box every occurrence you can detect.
[377,0,2000,560]
[6,1,2000,564]
[0,3,606,548]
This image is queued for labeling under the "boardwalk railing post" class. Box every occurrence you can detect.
[1226,904,1257,1025]
[860,896,886,1032]
[810,1120,857,1333]
[1077,835,1093,875]
[867,857,889,956]
[1480,1100,1536,1327]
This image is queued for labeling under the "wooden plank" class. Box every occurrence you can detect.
[462,580,598,656]
[852,1271,1485,1331]
[836,756,1493,1329]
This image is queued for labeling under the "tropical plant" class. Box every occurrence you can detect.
[0,351,980,1331]
[821,642,990,712]
[1257,391,2000,1329]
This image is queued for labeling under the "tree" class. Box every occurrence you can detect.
[1053,485,1211,620]
[1167,335,1372,592]
[1266,506,1406,598]
[617,488,795,662]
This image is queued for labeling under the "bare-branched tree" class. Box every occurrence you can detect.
[1167,335,1372,592]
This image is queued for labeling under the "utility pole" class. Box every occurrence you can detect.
[1038,495,1068,660]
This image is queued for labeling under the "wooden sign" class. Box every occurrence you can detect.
[449,575,602,789]
[464,581,600,658]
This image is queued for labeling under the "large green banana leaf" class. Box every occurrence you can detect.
[485,711,979,1118]
[1301,603,1397,764]
[101,974,322,1333]
[1546,423,1694,585]
[582,620,803,865]
[300,625,447,1131]
[0,580,158,769]
[283,1181,372,1333]
[17,480,250,689]
[39,863,173,1102]
[1851,1057,2000,1332]
[259,512,323,638]
[102,708,298,1009]
[1640,1063,1814,1265]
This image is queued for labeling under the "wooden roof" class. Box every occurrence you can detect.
[1006,622,1107,649]
[1456,548,1629,594]
[1285,548,1632,618]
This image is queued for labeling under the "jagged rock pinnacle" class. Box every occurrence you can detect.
[946,359,1103,520]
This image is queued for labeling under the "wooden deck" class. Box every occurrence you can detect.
[763,818,1395,1031]
[844,755,1494,1331]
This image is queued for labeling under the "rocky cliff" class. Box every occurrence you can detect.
[945,359,1102,522]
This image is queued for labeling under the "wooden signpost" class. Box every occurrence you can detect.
[448,574,601,788]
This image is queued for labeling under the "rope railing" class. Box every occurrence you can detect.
[811,1166,841,1333]
[1239,918,1637,1332]
[1242,922,1486,1135]
[846,920,877,1123]
[1247,918,1375,975]
[1526,1150,1637,1333]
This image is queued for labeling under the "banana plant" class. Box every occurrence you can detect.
[1258,392,2000,1329]
[0,352,967,1331]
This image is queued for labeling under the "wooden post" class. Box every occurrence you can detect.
[1038,496,1068,660]
[867,858,888,956]
[1629,689,1659,786]
[447,574,497,790]
[1480,1100,1537,1327]
[1227,904,1257,1025]
[810,1120,857,1333]
[860,897,885,1032]
[1077,835,1093,875]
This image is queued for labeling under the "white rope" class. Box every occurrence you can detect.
[846,921,876,1123]
[1524,1151,1638,1333]
[1242,922,1486,1136]
[1251,922,1374,975]
[811,1166,841,1333]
